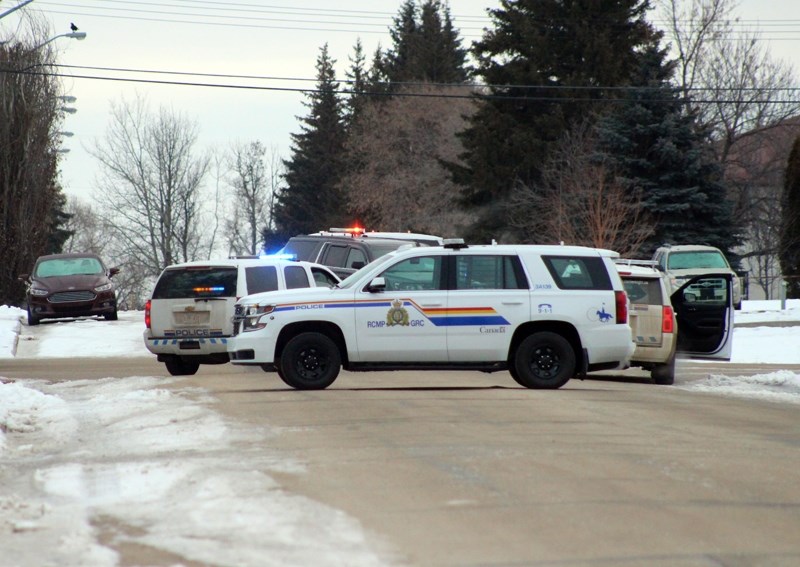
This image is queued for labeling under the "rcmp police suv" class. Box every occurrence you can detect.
[228,240,636,390]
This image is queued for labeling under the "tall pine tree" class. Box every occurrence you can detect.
[384,0,470,84]
[595,44,740,257]
[455,0,658,242]
[274,44,347,237]
[780,136,800,298]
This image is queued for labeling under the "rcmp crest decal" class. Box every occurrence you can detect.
[386,298,410,326]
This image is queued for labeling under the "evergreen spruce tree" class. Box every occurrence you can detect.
[274,44,347,236]
[344,38,368,125]
[455,0,658,242]
[595,44,740,257]
[365,45,391,96]
[384,0,470,84]
[779,136,800,298]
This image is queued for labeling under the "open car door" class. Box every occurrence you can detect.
[671,273,734,360]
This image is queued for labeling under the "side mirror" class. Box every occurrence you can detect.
[109,267,121,277]
[351,261,365,270]
[367,276,386,293]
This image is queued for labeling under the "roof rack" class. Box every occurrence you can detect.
[615,258,658,267]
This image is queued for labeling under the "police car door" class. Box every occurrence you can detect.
[353,254,448,362]
[672,273,734,360]
[446,253,530,361]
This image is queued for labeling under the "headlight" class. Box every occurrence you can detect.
[239,303,276,332]
[95,283,114,292]
[30,287,48,296]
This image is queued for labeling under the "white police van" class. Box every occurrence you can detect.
[228,241,635,390]
[144,257,339,376]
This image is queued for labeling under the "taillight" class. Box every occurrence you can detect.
[145,299,151,329]
[615,290,628,324]
[662,305,674,333]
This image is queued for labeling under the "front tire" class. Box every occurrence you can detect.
[27,305,40,326]
[104,307,118,321]
[164,356,200,376]
[279,332,341,390]
[512,332,575,389]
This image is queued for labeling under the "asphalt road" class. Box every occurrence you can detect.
[4,357,800,566]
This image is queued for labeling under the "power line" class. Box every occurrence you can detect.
[47,63,800,95]
[5,65,800,105]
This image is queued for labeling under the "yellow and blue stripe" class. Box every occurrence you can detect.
[273,298,510,327]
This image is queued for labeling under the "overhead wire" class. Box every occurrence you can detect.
[28,0,800,41]
[4,64,799,105]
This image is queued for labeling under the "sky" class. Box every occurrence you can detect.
[2,0,799,205]
[1,299,800,564]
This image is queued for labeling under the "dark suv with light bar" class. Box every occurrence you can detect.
[278,227,443,279]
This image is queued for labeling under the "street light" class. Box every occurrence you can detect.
[32,31,86,50]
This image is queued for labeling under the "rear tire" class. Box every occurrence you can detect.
[652,358,675,385]
[279,332,341,390]
[164,356,200,376]
[512,332,575,389]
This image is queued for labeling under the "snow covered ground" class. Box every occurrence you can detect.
[0,309,392,566]
[1,300,799,566]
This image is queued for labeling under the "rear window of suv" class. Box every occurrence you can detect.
[622,277,663,305]
[543,256,612,290]
[153,267,239,299]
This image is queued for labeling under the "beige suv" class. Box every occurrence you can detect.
[617,262,677,384]
[616,260,735,385]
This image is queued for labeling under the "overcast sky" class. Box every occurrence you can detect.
[1,0,798,204]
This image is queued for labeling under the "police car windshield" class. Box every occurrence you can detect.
[336,251,400,289]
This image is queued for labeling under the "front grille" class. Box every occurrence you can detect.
[49,291,96,303]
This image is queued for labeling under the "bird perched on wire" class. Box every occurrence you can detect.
[70,22,78,32]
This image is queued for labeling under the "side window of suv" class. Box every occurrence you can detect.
[380,256,442,291]
[284,265,311,289]
[345,247,368,270]
[312,267,339,287]
[543,256,612,290]
[245,266,279,294]
[455,255,527,290]
[322,244,350,268]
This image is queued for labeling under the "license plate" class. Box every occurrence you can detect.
[174,311,209,326]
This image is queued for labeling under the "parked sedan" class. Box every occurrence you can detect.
[19,253,120,325]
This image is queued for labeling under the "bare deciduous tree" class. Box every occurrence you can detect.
[658,0,800,297]
[509,126,652,257]
[338,84,476,238]
[61,196,106,255]
[89,95,212,280]
[224,140,282,256]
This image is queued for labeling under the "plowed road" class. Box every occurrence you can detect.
[4,357,800,566]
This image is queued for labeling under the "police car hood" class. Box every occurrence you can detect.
[239,286,336,305]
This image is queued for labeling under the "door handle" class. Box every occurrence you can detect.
[421,303,443,307]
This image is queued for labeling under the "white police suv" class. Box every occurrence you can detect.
[144,257,340,376]
[228,241,635,390]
